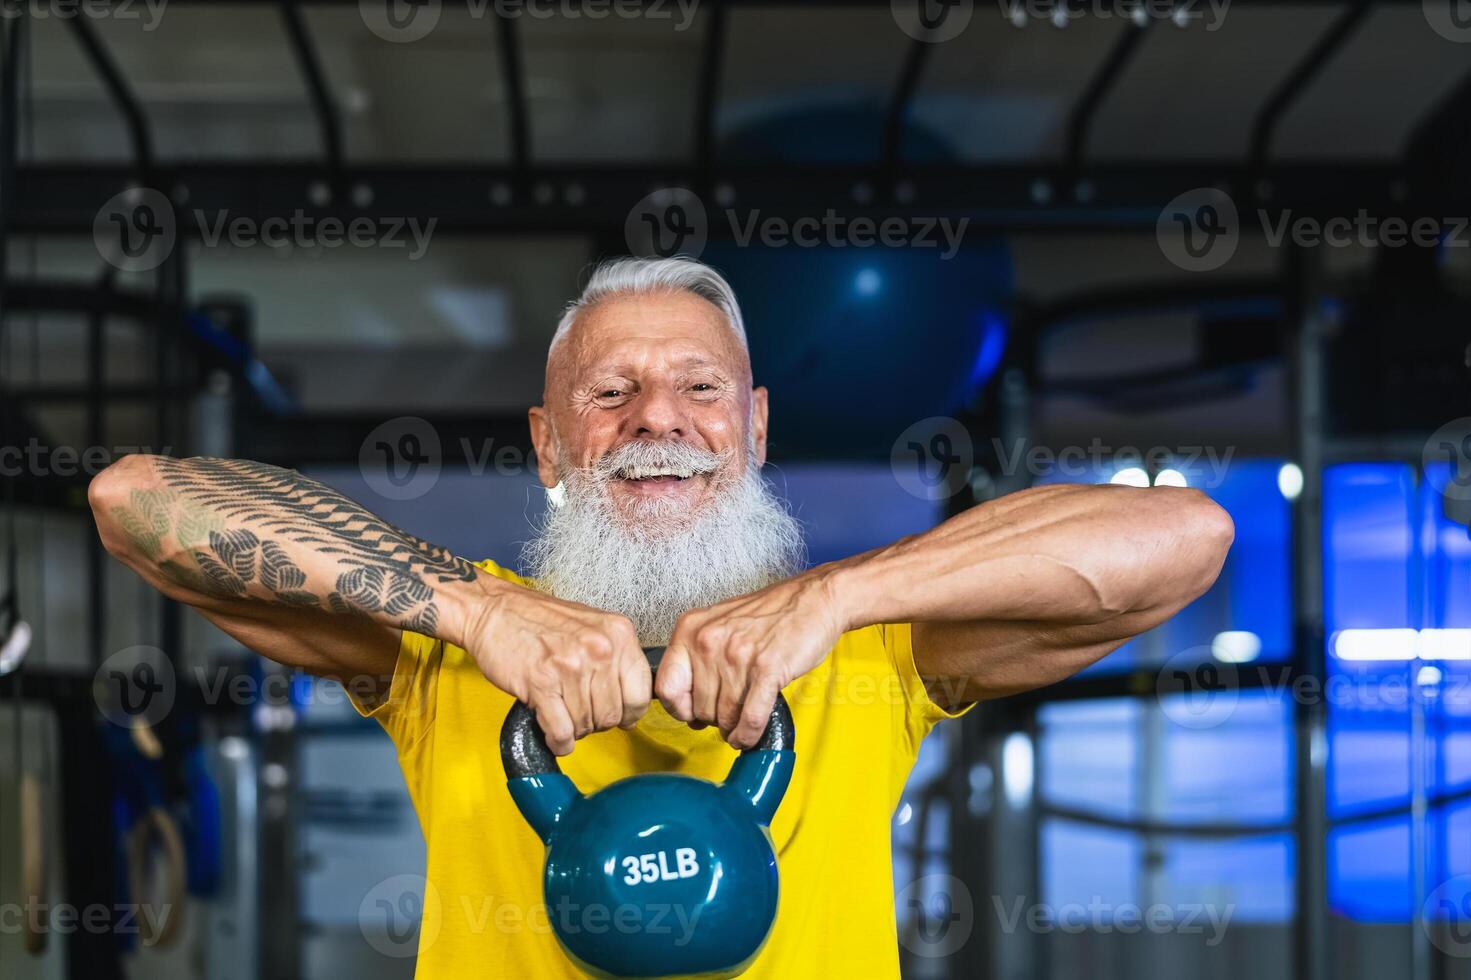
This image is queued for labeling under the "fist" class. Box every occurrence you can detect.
[656,571,845,749]
[466,587,650,755]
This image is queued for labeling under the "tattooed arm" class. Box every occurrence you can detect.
[89,455,651,746]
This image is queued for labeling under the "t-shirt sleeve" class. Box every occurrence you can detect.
[349,626,443,751]
[345,558,525,750]
[879,621,975,754]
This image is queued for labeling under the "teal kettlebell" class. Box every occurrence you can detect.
[501,646,796,979]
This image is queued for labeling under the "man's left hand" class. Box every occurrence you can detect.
[655,568,848,748]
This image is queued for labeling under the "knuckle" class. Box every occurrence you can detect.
[576,629,614,661]
[752,654,786,684]
[695,624,726,655]
[551,649,584,674]
[726,639,756,665]
[608,617,639,643]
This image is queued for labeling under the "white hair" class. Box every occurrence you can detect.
[550,256,748,356]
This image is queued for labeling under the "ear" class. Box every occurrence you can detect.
[527,406,560,488]
[750,386,770,466]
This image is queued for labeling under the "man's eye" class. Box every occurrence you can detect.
[690,383,713,392]
[599,389,624,399]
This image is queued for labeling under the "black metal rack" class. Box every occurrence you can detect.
[6,0,1471,236]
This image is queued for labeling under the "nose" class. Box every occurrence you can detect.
[625,383,690,441]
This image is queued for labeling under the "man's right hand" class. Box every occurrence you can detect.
[456,579,650,756]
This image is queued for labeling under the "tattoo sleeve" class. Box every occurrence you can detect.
[106,456,475,635]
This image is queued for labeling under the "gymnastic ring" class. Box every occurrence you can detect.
[21,772,46,955]
[126,805,188,949]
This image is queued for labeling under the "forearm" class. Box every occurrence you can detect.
[826,483,1234,632]
[89,454,502,646]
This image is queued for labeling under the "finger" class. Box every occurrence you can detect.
[618,647,652,729]
[532,696,577,757]
[690,645,721,727]
[554,655,594,739]
[715,653,750,739]
[730,670,783,750]
[589,663,623,732]
[654,644,694,722]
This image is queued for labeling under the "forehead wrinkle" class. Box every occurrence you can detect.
[543,295,751,402]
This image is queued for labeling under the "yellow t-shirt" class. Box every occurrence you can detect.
[355,558,970,979]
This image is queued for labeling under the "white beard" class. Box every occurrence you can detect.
[520,442,805,645]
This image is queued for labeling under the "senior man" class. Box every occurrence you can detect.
[90,256,1233,978]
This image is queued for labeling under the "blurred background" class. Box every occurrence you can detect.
[1,1,1470,978]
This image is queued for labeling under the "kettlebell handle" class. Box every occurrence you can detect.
[501,646,795,780]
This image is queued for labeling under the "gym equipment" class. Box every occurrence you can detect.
[106,726,188,950]
[180,736,224,898]
[21,771,45,954]
[501,647,795,980]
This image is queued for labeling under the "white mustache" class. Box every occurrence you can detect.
[591,441,730,482]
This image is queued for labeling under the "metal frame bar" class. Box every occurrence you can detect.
[1249,0,1371,176]
[1065,16,1152,178]
[1005,661,1302,708]
[695,0,727,178]
[1043,783,1471,839]
[66,15,154,180]
[0,15,22,319]
[280,0,344,177]
[65,0,1443,6]
[1032,277,1282,329]
[1,278,189,322]
[11,160,1432,235]
[496,8,531,177]
[1287,243,1331,980]
[882,36,933,175]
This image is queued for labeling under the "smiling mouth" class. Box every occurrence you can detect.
[615,466,703,484]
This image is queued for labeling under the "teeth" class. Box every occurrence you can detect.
[621,466,695,480]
